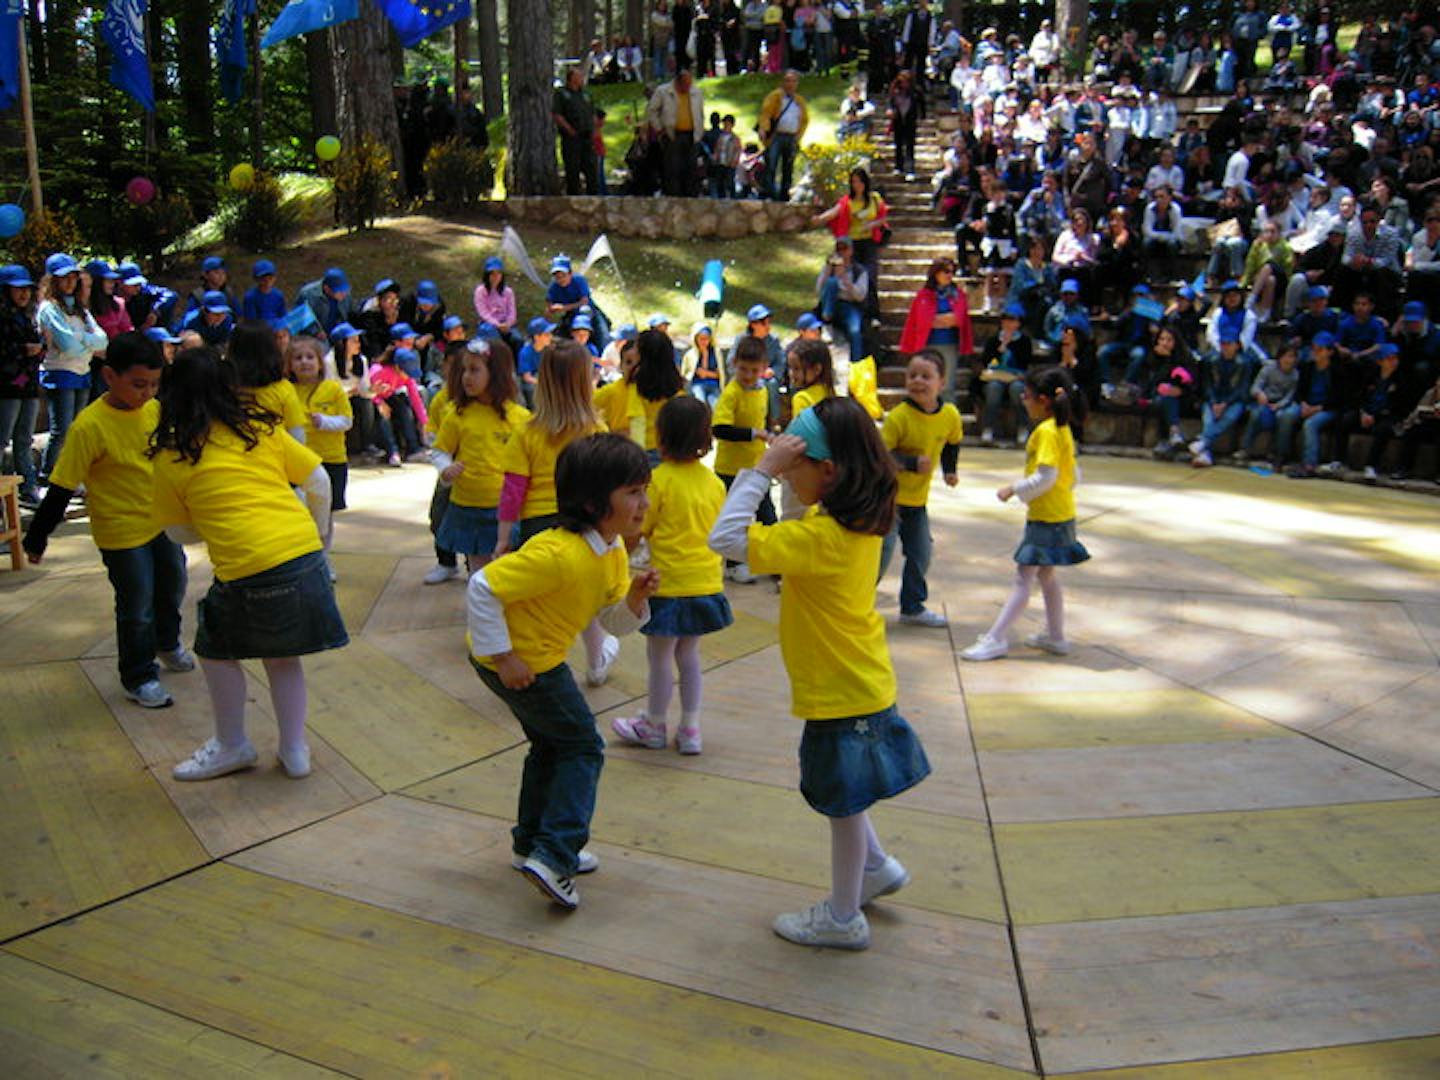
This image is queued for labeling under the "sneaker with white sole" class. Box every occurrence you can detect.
[519,857,579,909]
[158,646,196,673]
[675,725,702,755]
[277,743,312,779]
[860,856,910,906]
[611,713,667,749]
[1024,632,1073,655]
[726,562,757,584]
[586,633,620,687]
[1187,438,1206,457]
[1191,449,1213,468]
[512,850,598,874]
[960,634,1008,661]
[1363,465,1378,483]
[172,738,258,781]
[125,679,174,708]
[422,563,460,585]
[898,608,948,628]
[773,900,870,950]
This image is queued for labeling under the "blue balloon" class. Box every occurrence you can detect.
[0,204,23,239]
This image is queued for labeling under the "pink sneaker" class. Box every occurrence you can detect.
[611,713,666,749]
[675,726,702,755]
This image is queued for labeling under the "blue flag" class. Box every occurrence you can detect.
[261,0,359,49]
[101,0,155,111]
[376,0,471,48]
[0,0,22,112]
[282,304,319,335]
[217,0,255,103]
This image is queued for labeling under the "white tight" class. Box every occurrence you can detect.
[202,656,308,754]
[829,811,888,921]
[986,565,1065,641]
[581,618,608,668]
[645,635,703,722]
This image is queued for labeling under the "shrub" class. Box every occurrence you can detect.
[333,135,397,231]
[217,171,298,252]
[423,137,495,211]
[111,192,197,270]
[0,208,86,276]
[800,135,879,206]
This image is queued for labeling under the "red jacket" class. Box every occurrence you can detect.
[826,194,889,245]
[899,286,973,356]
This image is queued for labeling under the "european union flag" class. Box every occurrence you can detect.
[0,0,22,112]
[261,0,358,50]
[101,0,155,111]
[216,0,255,103]
[376,0,471,49]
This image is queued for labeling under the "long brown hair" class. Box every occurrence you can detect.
[811,396,896,536]
[449,338,519,420]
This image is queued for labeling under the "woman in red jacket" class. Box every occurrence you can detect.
[813,167,888,320]
[899,257,973,400]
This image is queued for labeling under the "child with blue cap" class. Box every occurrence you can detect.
[242,259,286,328]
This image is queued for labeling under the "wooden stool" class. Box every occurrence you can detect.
[0,475,23,571]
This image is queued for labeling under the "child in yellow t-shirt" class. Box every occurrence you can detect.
[229,320,307,442]
[467,433,659,909]
[592,336,638,435]
[433,338,531,572]
[712,336,775,583]
[879,350,963,628]
[709,397,930,951]
[625,328,685,456]
[22,332,191,710]
[780,337,835,520]
[611,398,733,756]
[422,340,464,585]
[289,335,353,511]
[961,366,1090,662]
[150,346,348,783]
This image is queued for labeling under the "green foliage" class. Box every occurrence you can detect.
[423,138,495,211]
[333,136,398,231]
[800,136,879,206]
[217,172,300,252]
[0,209,86,275]
[107,193,197,270]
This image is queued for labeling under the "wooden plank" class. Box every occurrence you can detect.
[9,864,1026,1079]
[0,574,115,666]
[0,951,338,1078]
[980,739,1431,824]
[231,796,1035,1070]
[957,645,1177,698]
[406,752,1006,922]
[77,657,381,858]
[0,662,208,939]
[319,552,396,635]
[357,554,467,636]
[1019,896,1440,1073]
[1107,622,1304,686]
[1309,670,1440,791]
[995,798,1440,925]
[1059,1036,1440,1079]
[966,689,1289,752]
[1403,602,1440,662]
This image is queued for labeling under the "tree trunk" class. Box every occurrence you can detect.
[332,0,406,190]
[570,0,595,56]
[505,0,559,195]
[476,0,504,120]
[45,0,78,79]
[625,0,642,43]
[453,19,470,95]
[1055,0,1090,70]
[249,15,263,167]
[176,0,214,156]
[943,0,963,34]
[304,31,338,141]
[26,0,46,83]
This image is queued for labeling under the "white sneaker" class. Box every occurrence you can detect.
[1363,465,1378,482]
[726,562,758,584]
[611,712,667,749]
[675,725,703,755]
[773,900,870,950]
[1024,632,1073,655]
[512,850,598,874]
[125,679,174,708]
[960,634,1008,661]
[519,857,579,909]
[860,856,910,906]
[277,743,312,779]
[157,646,195,673]
[898,608,948,628]
[1187,438,1206,457]
[422,563,460,585]
[172,737,258,781]
[586,633,620,687]
[1192,449,1213,468]
[981,429,996,445]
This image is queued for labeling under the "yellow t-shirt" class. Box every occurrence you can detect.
[881,399,964,508]
[791,382,832,418]
[48,397,161,551]
[642,460,726,598]
[745,513,896,720]
[625,385,680,450]
[248,379,307,434]
[594,378,630,435]
[151,425,323,582]
[297,379,353,465]
[502,422,603,520]
[426,387,455,437]
[1024,418,1078,523]
[849,194,884,243]
[436,400,531,508]
[712,379,769,476]
[473,527,630,672]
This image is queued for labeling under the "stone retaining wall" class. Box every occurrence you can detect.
[500,196,814,241]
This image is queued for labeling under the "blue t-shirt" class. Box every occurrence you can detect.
[928,289,959,346]
[546,274,592,308]
[517,343,542,377]
[242,287,287,328]
[1338,314,1387,354]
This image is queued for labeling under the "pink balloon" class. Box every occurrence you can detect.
[126,176,156,206]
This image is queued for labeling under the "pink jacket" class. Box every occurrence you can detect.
[95,304,133,340]
[474,284,517,329]
[368,362,429,429]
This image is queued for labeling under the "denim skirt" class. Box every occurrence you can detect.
[641,592,734,637]
[798,706,931,818]
[1014,518,1091,567]
[436,503,517,556]
[195,550,349,660]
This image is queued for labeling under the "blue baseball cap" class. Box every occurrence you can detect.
[1221,279,1243,293]
[474,322,500,341]
[253,258,277,278]
[572,313,594,331]
[1001,302,1026,319]
[1306,284,1330,301]
[415,279,440,305]
[647,313,670,329]
[615,323,638,341]
[528,316,557,336]
[393,346,420,368]
[483,255,504,273]
[200,256,225,273]
[116,261,142,280]
[322,267,350,294]
[1403,301,1428,321]
[550,255,572,274]
[329,321,360,340]
[786,407,832,462]
[389,322,416,340]
[1375,342,1400,358]
[0,264,35,288]
[1132,283,1151,296]
[373,277,400,296]
[1177,284,1197,300]
[747,303,772,322]
[796,312,822,331]
[144,326,182,344]
[442,314,464,332]
[85,260,120,280]
[1060,278,1080,294]
[202,290,232,313]
[45,253,79,277]
[1312,330,1337,349]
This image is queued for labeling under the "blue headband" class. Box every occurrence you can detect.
[786,407,831,462]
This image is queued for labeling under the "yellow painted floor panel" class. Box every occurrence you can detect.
[1059,1036,1440,1079]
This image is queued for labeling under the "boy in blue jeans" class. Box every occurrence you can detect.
[1281,331,1346,477]
[1189,328,1253,467]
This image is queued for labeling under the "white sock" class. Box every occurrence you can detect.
[201,658,249,748]
[829,813,868,921]
[263,656,308,755]
[1038,567,1065,641]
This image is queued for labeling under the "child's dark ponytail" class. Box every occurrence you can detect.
[150,346,278,465]
[1024,365,1078,429]
[812,396,896,536]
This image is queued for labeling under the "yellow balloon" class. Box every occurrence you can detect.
[229,163,255,191]
[316,136,341,162]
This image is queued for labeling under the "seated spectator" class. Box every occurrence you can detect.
[1335,343,1404,479]
[1007,233,1056,339]
[1099,284,1160,394]
[837,83,876,139]
[1142,326,1197,456]
[1284,219,1348,317]
[1188,328,1254,467]
[1144,146,1185,202]
[1290,285,1342,355]
[1280,332,1345,477]
[1335,200,1404,321]
[1163,284,1208,356]
[899,257,973,400]
[1239,343,1300,465]
[1241,219,1294,324]
[1394,301,1440,417]
[1055,317,1100,410]
[1043,278,1092,349]
[1406,210,1440,319]
[1335,291,1389,368]
[1205,186,1253,288]
[816,237,868,364]
[977,303,1033,444]
[1016,169,1066,242]
[1141,185,1184,283]
[1052,208,1101,313]
[1391,369,1440,481]
[1207,279,1263,362]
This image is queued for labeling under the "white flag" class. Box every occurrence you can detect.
[582,234,616,275]
[501,225,547,289]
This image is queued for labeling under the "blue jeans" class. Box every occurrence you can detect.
[819,276,865,362]
[690,379,720,408]
[43,385,89,476]
[100,534,187,692]
[1152,394,1182,430]
[1241,403,1280,454]
[1199,402,1245,450]
[1274,405,1336,465]
[982,378,1026,436]
[0,397,40,495]
[1099,343,1145,385]
[472,660,604,877]
[765,132,798,201]
[878,504,932,616]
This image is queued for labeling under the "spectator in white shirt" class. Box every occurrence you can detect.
[1142,185,1184,280]
[1145,145,1186,200]
[1030,19,1059,76]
